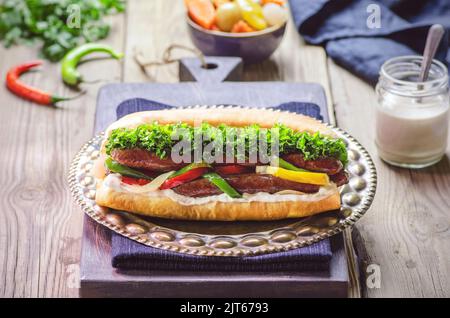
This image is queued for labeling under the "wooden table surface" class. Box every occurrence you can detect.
[0,0,448,298]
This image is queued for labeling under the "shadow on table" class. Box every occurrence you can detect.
[378,153,450,177]
[412,154,450,176]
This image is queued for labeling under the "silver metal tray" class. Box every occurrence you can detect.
[69,113,377,257]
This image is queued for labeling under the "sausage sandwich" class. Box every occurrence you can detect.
[94,108,349,221]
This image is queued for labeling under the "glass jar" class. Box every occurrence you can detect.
[375,56,449,168]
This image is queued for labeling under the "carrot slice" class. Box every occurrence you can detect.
[261,0,285,5]
[185,0,216,30]
[231,20,255,33]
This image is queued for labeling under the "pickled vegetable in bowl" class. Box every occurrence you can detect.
[185,0,288,63]
[185,0,288,33]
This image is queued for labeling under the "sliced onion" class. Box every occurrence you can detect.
[255,165,269,174]
[122,171,175,193]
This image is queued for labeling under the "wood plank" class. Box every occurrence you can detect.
[241,15,335,117]
[123,0,193,82]
[94,82,330,132]
[328,59,450,297]
[0,13,125,297]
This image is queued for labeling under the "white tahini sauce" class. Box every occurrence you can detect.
[375,56,449,167]
[103,174,337,206]
[376,96,449,165]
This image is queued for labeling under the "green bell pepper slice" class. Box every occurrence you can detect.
[203,172,242,199]
[273,157,308,172]
[105,157,153,180]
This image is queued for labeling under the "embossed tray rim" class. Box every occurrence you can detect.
[69,105,377,257]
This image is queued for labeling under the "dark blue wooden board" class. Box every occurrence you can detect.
[80,59,349,297]
[94,82,329,134]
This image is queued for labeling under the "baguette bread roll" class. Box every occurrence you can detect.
[95,107,342,221]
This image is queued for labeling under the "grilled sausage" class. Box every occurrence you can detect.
[111,149,343,176]
[173,174,320,197]
[110,148,186,172]
[329,171,349,187]
[281,153,343,175]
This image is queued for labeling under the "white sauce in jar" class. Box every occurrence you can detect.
[376,96,449,165]
[375,56,449,168]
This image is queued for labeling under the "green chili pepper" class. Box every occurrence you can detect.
[170,162,211,178]
[275,157,308,172]
[61,43,123,86]
[203,172,242,198]
[105,157,152,180]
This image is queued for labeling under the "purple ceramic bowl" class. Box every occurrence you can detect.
[186,16,287,64]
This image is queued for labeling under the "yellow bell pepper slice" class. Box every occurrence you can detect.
[236,0,268,30]
[256,166,330,186]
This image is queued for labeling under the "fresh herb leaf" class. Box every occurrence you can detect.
[0,0,125,61]
[105,122,349,166]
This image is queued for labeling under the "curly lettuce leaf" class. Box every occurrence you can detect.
[105,122,348,166]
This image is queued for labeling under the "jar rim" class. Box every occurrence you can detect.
[380,55,448,86]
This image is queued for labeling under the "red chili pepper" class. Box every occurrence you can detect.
[6,60,81,105]
[160,167,209,190]
[121,176,151,186]
[214,164,252,175]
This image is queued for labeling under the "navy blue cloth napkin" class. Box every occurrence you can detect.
[289,0,450,85]
[111,99,331,272]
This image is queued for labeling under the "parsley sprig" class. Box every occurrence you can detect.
[0,0,125,61]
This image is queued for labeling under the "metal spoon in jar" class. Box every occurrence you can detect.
[419,24,445,82]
